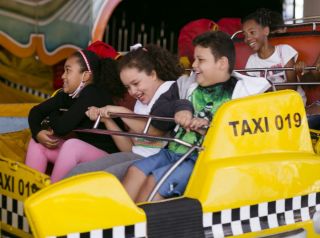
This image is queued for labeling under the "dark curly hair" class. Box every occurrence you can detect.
[118,44,184,81]
[242,8,273,28]
[242,8,284,32]
[71,51,125,99]
[98,58,126,99]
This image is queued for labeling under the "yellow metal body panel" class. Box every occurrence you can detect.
[22,90,320,237]
[188,153,320,211]
[25,172,146,238]
[202,90,312,159]
[185,90,320,236]
[186,90,314,202]
[0,157,50,237]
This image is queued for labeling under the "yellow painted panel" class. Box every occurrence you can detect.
[0,157,50,237]
[186,90,320,212]
[25,172,146,237]
[202,90,312,160]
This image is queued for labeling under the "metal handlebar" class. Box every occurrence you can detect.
[92,112,208,131]
[87,112,207,202]
[147,145,202,202]
[185,66,318,75]
[93,114,101,129]
[92,112,176,134]
[75,128,194,148]
[235,66,317,73]
[235,66,320,91]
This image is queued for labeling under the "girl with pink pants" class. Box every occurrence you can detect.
[25,138,107,183]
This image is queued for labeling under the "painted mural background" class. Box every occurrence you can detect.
[0,0,120,102]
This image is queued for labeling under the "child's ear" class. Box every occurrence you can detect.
[263,26,270,37]
[219,56,229,71]
[82,71,92,82]
[150,70,158,80]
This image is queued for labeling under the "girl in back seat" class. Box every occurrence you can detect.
[242,8,306,105]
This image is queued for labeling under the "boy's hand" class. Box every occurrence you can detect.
[175,110,193,130]
[189,118,209,135]
[36,129,60,149]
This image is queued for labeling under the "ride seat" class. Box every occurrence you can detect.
[285,24,320,33]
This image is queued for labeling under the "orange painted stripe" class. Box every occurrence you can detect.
[0,33,80,65]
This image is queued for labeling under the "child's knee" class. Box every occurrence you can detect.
[127,165,141,175]
[60,138,80,149]
[145,175,156,187]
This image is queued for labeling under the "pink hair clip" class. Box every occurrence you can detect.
[78,50,92,72]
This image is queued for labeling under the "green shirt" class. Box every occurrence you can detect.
[168,83,232,155]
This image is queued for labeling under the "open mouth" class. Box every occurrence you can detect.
[248,41,257,49]
[136,94,144,101]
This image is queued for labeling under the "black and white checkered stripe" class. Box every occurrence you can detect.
[203,192,320,237]
[0,194,31,234]
[48,222,146,238]
[0,76,50,99]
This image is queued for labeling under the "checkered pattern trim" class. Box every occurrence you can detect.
[203,192,320,237]
[0,76,50,99]
[0,194,31,234]
[48,222,147,238]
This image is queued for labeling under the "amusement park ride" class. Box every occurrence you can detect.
[1,0,320,237]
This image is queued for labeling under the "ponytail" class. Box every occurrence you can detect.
[96,58,126,99]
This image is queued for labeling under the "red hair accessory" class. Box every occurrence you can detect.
[86,40,119,59]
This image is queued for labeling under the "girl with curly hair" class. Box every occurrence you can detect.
[25,41,126,182]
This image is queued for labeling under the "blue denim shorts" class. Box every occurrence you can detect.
[133,149,196,198]
[308,114,320,130]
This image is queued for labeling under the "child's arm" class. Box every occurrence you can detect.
[28,92,64,141]
[283,57,298,90]
[151,83,194,131]
[98,105,164,136]
[295,55,320,82]
[103,118,133,152]
[86,106,133,152]
[48,86,114,136]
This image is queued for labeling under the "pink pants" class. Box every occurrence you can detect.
[25,138,108,183]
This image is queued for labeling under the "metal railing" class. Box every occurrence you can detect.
[231,20,320,39]
[75,112,204,201]
[235,66,319,91]
[187,66,319,91]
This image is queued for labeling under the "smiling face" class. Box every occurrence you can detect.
[120,67,161,105]
[242,19,269,52]
[192,45,229,87]
[61,56,85,94]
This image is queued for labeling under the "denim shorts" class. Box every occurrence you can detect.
[308,114,320,130]
[133,149,197,198]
